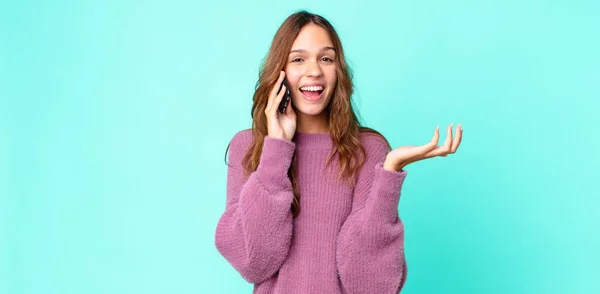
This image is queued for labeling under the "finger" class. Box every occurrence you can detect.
[445,123,453,146]
[441,123,453,155]
[267,83,286,118]
[427,124,462,157]
[275,84,286,111]
[425,145,450,157]
[434,123,455,157]
[416,125,440,156]
[430,125,441,149]
[285,95,295,116]
[267,71,286,110]
[450,123,463,153]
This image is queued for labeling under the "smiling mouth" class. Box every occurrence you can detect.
[300,89,324,101]
[299,86,325,101]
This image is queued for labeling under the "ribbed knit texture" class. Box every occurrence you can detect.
[215,129,408,294]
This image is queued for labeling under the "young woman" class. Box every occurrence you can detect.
[215,10,463,294]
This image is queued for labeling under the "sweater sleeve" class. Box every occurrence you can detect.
[215,133,296,284]
[335,137,409,294]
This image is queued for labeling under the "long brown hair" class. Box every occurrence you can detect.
[224,10,391,218]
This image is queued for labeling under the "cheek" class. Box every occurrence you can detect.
[284,71,301,84]
[325,69,337,85]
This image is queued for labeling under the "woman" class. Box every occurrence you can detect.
[215,10,463,294]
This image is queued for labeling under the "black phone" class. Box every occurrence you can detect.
[277,78,291,114]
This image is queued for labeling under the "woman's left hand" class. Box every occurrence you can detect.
[383,124,463,172]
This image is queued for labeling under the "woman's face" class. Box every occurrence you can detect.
[284,24,337,117]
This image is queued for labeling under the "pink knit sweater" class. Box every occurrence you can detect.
[215,129,408,293]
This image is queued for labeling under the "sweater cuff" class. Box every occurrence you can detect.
[256,136,296,189]
[373,163,408,220]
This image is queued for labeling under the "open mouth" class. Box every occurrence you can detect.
[299,86,324,101]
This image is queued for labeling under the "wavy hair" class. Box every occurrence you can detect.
[224,10,391,218]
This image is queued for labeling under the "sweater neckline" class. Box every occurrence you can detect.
[293,131,333,150]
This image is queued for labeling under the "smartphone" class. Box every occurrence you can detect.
[277,78,291,114]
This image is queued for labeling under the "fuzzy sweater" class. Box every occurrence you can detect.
[215,129,409,293]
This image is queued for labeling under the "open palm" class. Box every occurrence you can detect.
[384,124,463,171]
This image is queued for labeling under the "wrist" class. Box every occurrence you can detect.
[383,162,404,172]
[383,158,407,172]
[267,134,286,141]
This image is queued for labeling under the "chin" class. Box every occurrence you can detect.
[298,103,331,116]
[295,107,320,115]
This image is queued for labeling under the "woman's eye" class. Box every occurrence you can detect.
[291,57,303,62]
[321,57,334,62]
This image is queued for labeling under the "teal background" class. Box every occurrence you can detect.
[1,0,599,293]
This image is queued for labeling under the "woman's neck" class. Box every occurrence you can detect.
[296,112,330,134]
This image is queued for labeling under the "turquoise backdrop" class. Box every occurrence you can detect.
[1,0,599,293]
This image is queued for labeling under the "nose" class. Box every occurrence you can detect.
[305,59,323,77]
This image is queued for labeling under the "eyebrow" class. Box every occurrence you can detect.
[289,46,336,54]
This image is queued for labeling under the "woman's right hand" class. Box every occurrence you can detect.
[265,71,297,141]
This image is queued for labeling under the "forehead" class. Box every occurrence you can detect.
[291,24,334,51]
